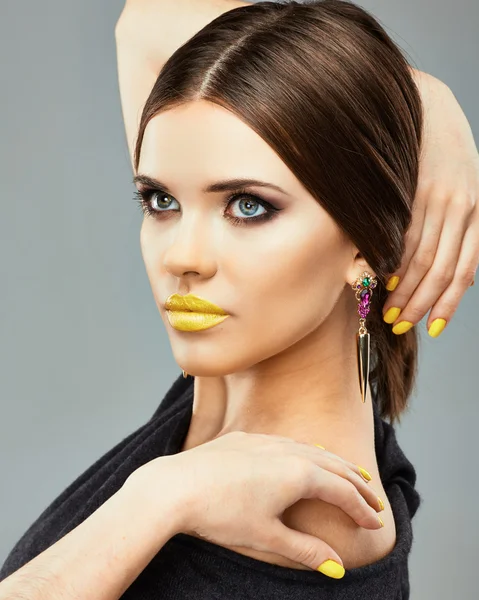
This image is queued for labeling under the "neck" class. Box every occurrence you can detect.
[182,296,377,468]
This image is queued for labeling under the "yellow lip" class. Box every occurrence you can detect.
[164,293,228,315]
[164,293,230,331]
[166,311,229,331]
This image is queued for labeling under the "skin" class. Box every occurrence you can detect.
[136,99,396,570]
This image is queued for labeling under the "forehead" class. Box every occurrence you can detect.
[138,100,296,189]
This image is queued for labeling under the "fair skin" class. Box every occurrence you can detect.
[2,1,478,595]
[119,3,478,570]
[136,99,396,569]
[117,0,478,340]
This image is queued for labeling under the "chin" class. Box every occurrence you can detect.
[173,349,255,378]
[177,365,228,378]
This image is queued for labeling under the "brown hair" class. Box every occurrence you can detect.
[133,0,423,424]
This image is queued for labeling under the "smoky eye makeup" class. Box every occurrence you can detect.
[133,185,283,227]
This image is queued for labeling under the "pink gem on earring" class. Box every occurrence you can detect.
[358,289,371,318]
[350,271,377,404]
[352,272,377,320]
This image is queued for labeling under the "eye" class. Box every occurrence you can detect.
[147,191,179,212]
[133,187,281,227]
[227,195,267,220]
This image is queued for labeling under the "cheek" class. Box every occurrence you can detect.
[232,221,349,352]
[140,220,163,278]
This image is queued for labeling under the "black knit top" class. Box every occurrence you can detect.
[0,374,421,598]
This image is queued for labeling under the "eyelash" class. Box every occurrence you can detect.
[133,187,281,227]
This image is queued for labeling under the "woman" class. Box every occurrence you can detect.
[0,0,477,598]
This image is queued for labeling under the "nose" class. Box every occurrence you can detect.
[163,211,217,279]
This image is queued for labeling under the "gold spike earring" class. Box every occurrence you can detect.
[350,271,378,403]
[182,370,188,378]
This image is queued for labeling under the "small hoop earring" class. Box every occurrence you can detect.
[182,370,188,378]
[350,271,377,403]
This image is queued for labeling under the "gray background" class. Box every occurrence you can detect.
[0,0,477,597]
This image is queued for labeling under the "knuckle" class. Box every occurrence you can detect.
[260,526,281,551]
[459,266,478,286]
[436,295,459,316]
[342,481,365,512]
[457,190,476,213]
[292,543,318,566]
[295,458,314,481]
[430,265,455,286]
[415,177,433,196]
[449,193,468,213]
[411,251,433,272]
[335,462,351,481]
[403,305,424,321]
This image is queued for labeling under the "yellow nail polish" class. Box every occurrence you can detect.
[428,318,447,338]
[383,307,401,324]
[378,516,385,528]
[392,321,414,335]
[378,496,384,511]
[358,466,372,481]
[386,276,400,291]
[314,444,326,450]
[317,559,345,579]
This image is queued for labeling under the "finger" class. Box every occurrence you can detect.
[425,207,479,333]
[386,196,474,332]
[383,195,444,322]
[383,186,427,294]
[293,446,384,513]
[301,464,384,530]
[261,434,371,484]
[266,519,345,576]
[261,436,384,513]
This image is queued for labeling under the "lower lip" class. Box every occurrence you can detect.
[166,310,230,332]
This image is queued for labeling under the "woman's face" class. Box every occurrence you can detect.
[136,100,358,376]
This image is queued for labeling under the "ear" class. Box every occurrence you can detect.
[345,249,377,286]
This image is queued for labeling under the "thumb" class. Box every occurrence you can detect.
[267,521,345,579]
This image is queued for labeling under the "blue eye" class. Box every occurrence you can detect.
[229,196,267,220]
[133,187,281,227]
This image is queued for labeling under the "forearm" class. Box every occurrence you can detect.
[116,0,249,68]
[409,65,445,92]
[115,0,250,167]
[116,1,433,93]
[114,0,437,169]
[0,482,183,600]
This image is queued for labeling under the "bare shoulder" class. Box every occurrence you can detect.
[281,493,397,570]
[214,487,397,571]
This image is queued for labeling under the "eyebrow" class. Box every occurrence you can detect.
[133,174,290,196]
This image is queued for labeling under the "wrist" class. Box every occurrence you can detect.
[121,457,192,539]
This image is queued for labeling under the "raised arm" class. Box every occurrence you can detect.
[115,0,249,171]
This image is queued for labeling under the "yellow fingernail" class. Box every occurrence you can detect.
[392,321,414,335]
[383,306,402,324]
[314,444,326,450]
[317,559,345,579]
[378,496,384,511]
[428,318,447,338]
[358,466,372,481]
[378,516,385,528]
[386,276,400,291]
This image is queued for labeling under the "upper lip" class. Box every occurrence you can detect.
[164,293,228,315]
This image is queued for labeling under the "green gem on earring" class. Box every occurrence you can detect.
[362,277,370,287]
